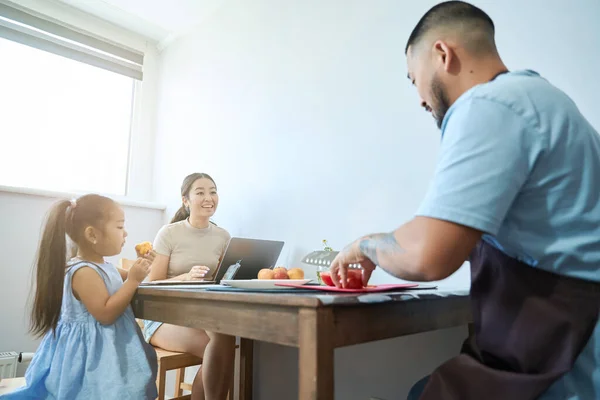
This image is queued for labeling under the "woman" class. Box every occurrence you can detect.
[141,173,235,400]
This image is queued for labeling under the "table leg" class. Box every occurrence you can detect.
[298,308,334,400]
[239,338,254,400]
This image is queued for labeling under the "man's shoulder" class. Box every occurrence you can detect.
[466,70,569,116]
[444,70,561,136]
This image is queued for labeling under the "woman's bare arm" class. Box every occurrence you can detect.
[146,253,192,281]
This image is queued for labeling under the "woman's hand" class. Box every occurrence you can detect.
[185,265,210,281]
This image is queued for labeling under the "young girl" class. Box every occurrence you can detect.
[3,194,157,399]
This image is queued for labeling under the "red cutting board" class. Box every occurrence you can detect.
[275,283,419,293]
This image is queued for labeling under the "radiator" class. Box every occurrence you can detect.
[0,352,18,379]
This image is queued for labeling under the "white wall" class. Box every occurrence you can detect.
[153,0,600,398]
[0,190,164,376]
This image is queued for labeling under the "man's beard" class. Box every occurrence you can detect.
[430,73,451,129]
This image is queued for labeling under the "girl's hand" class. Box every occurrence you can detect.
[186,265,210,281]
[142,250,156,264]
[129,258,152,284]
[135,242,154,259]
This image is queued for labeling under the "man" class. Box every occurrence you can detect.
[329,1,600,399]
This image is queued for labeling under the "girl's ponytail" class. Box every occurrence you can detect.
[30,200,71,337]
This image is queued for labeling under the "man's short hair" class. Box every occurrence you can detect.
[405,1,496,55]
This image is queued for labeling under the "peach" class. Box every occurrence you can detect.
[273,270,289,279]
[287,268,305,280]
[257,269,275,279]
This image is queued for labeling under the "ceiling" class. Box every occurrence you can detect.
[57,0,224,45]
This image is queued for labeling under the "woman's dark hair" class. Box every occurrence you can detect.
[171,173,218,224]
[30,194,115,337]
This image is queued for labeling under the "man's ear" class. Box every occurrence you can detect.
[83,226,98,245]
[433,40,454,73]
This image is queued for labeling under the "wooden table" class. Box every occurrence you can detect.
[133,287,471,400]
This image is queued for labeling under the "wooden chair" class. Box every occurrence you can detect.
[155,347,202,400]
[148,328,236,400]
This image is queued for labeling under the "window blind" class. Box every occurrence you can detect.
[0,1,143,80]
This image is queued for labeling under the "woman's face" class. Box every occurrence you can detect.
[183,178,219,219]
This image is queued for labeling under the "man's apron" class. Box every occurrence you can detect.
[419,240,600,399]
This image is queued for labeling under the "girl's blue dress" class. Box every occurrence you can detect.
[1,260,157,399]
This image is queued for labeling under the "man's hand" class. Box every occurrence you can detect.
[330,217,482,285]
[329,239,377,288]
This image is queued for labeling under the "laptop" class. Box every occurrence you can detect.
[141,237,284,286]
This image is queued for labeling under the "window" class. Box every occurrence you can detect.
[0,3,144,196]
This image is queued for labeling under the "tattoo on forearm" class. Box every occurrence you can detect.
[358,233,405,266]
